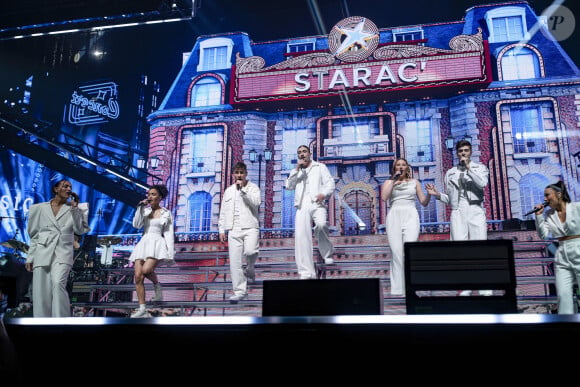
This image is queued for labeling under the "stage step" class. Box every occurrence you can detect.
[69,238,558,317]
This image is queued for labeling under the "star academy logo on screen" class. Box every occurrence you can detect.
[67,81,120,125]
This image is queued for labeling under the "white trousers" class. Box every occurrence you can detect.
[450,199,487,241]
[294,201,333,279]
[32,262,72,317]
[554,239,580,314]
[228,227,259,296]
[386,204,420,295]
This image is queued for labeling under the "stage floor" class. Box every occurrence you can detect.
[4,313,580,382]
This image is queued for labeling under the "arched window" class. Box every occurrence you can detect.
[500,46,541,80]
[188,191,212,232]
[343,190,372,235]
[519,174,549,219]
[191,77,221,107]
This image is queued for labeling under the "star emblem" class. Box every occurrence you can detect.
[328,16,379,63]
[335,19,377,55]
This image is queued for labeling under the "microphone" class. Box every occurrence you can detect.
[392,172,401,180]
[69,192,79,201]
[236,180,242,190]
[138,199,151,206]
[524,201,549,216]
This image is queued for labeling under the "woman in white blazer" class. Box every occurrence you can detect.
[25,179,89,317]
[535,181,580,314]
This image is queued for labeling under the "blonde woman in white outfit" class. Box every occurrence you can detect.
[285,145,335,280]
[381,158,431,296]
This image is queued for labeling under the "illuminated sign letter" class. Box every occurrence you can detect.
[353,67,371,86]
[328,69,350,89]
[375,64,397,85]
[295,73,311,92]
[399,62,418,83]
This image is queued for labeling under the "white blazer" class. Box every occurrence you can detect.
[438,161,488,209]
[218,180,261,233]
[285,160,335,208]
[26,201,89,268]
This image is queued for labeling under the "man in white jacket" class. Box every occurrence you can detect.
[218,162,261,303]
[285,145,335,280]
[426,139,490,296]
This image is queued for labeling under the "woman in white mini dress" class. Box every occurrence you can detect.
[381,158,431,296]
[129,184,175,317]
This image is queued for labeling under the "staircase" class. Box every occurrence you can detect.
[69,231,558,317]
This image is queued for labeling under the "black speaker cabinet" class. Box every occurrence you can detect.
[404,239,518,314]
[262,278,383,316]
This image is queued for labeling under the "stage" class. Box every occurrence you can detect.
[3,313,580,381]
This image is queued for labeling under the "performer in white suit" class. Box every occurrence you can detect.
[535,181,580,314]
[25,179,90,317]
[285,145,335,279]
[381,158,431,296]
[129,184,175,318]
[426,139,489,241]
[218,162,261,303]
[427,139,490,296]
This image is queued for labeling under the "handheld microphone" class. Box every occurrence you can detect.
[392,172,401,180]
[524,201,549,216]
[69,192,79,201]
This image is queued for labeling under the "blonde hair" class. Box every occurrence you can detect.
[391,158,412,179]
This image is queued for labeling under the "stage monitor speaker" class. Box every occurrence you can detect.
[262,278,383,316]
[404,239,518,314]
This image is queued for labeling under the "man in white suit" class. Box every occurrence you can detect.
[25,179,90,317]
[426,139,490,296]
[285,145,335,279]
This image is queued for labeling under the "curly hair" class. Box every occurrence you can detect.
[150,184,169,199]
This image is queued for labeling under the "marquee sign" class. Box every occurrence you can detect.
[232,16,491,105]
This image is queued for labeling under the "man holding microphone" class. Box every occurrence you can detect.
[426,139,490,296]
[218,162,261,303]
[285,145,335,280]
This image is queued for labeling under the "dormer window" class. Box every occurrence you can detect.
[287,38,316,53]
[197,37,234,71]
[392,27,424,44]
[485,6,529,43]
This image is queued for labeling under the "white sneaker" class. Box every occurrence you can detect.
[479,290,493,296]
[458,290,472,296]
[131,308,150,318]
[324,258,334,264]
[229,294,247,304]
[151,283,163,302]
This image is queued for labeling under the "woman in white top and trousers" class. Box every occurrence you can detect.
[381,158,431,296]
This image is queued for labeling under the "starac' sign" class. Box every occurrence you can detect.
[232,16,491,104]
